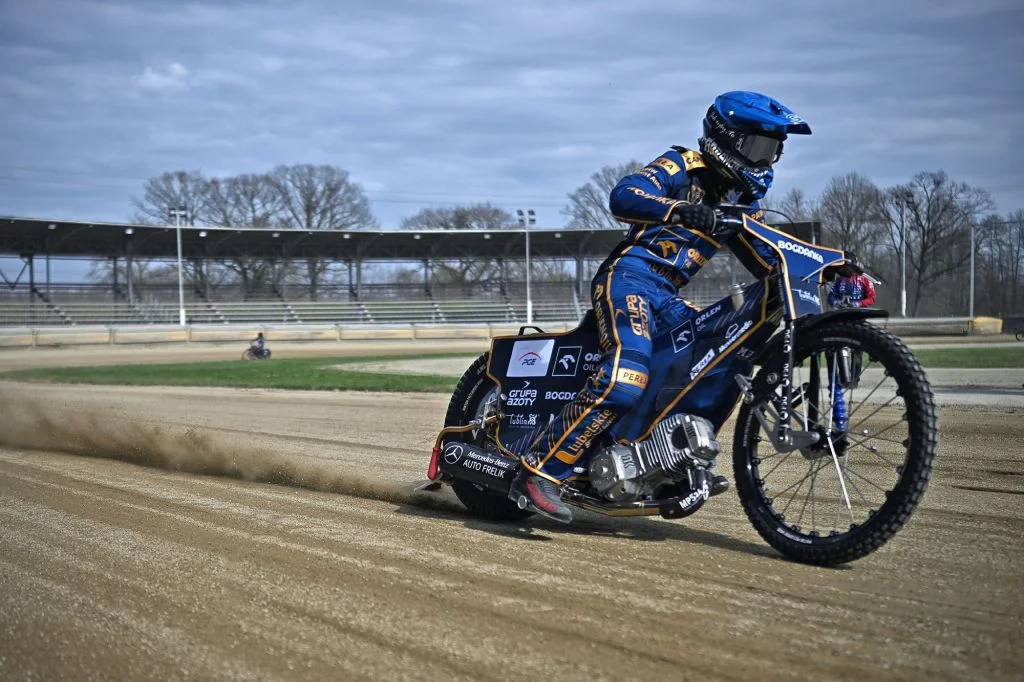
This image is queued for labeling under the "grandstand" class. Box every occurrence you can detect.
[0,215,820,327]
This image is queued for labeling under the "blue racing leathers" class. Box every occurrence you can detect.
[524,147,778,482]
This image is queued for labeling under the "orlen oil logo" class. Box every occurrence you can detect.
[776,238,823,263]
[506,338,554,377]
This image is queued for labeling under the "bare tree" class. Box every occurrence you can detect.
[130,170,211,225]
[400,203,515,288]
[880,171,994,316]
[269,164,377,300]
[205,173,290,300]
[764,187,818,223]
[562,161,640,229]
[976,210,1024,316]
[817,172,885,252]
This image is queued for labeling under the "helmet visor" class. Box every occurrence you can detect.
[736,133,784,166]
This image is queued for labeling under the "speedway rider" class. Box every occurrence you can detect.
[250,332,266,356]
[508,91,813,523]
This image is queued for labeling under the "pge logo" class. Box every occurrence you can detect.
[552,345,582,377]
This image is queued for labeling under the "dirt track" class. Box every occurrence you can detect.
[1,348,1023,680]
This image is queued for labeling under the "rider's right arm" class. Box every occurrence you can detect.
[609,150,693,225]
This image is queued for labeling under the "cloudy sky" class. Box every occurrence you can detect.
[1,0,1022,232]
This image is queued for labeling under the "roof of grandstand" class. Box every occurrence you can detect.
[0,215,631,260]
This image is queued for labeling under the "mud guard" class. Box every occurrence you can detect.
[750,308,889,365]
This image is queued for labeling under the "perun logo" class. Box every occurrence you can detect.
[725,323,740,339]
[443,443,464,465]
[670,320,695,353]
[552,345,582,377]
[736,348,755,360]
[507,338,554,377]
[776,238,824,263]
[689,348,716,380]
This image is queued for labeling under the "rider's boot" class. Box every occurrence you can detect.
[508,467,573,524]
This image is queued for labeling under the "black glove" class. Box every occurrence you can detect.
[670,203,717,233]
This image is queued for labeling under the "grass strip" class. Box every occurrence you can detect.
[911,346,1024,369]
[1,347,1019,393]
[0,354,466,392]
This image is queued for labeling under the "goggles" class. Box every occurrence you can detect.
[734,133,785,167]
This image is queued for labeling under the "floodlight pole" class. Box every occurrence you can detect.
[518,209,536,324]
[169,206,188,326]
[900,200,907,318]
[969,222,975,319]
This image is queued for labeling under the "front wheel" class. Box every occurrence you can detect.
[1016,330,1024,342]
[733,319,937,565]
[242,348,257,361]
[443,352,532,522]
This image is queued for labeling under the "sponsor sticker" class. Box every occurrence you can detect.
[507,413,539,428]
[648,226,687,266]
[776,238,824,264]
[552,345,582,377]
[443,443,464,465]
[797,289,821,305]
[695,303,722,329]
[507,338,554,377]
[616,367,649,389]
[506,381,538,406]
[651,156,682,175]
[670,320,695,353]
[718,320,753,352]
[689,348,716,380]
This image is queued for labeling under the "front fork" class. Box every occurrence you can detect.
[736,321,854,452]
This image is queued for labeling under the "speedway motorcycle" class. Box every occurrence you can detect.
[424,206,938,566]
[241,345,272,361]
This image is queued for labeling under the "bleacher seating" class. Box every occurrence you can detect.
[0,274,736,327]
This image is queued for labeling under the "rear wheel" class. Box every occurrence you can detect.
[1016,330,1024,342]
[443,353,532,522]
[733,319,937,565]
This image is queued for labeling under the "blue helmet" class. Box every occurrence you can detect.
[698,91,811,200]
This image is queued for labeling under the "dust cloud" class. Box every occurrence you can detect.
[0,393,463,513]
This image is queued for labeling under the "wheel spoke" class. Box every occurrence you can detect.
[843,467,875,509]
[848,394,902,432]
[761,448,797,479]
[796,460,824,527]
[845,369,889,423]
[844,466,892,494]
[826,435,853,513]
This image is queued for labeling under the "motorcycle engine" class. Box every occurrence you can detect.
[588,414,720,503]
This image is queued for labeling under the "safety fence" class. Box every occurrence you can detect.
[0,316,1006,349]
